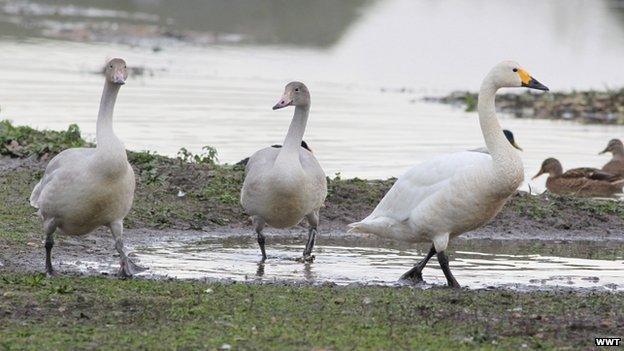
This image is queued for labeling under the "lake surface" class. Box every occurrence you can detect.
[1,0,624,191]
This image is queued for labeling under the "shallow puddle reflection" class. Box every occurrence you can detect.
[123,238,624,291]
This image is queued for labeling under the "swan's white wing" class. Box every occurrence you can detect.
[358,151,492,224]
[299,149,328,209]
[30,148,94,208]
[244,147,278,176]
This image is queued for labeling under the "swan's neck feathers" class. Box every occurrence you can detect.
[96,82,123,150]
[276,105,309,166]
[477,80,522,179]
[94,81,127,174]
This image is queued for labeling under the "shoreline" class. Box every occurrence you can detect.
[1,123,623,350]
[425,89,624,125]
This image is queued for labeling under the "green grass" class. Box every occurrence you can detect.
[1,273,621,350]
[0,120,91,157]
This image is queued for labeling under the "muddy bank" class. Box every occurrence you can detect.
[1,121,624,278]
[425,89,624,124]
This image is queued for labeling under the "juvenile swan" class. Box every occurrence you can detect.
[240,82,327,262]
[30,58,144,277]
[349,61,548,288]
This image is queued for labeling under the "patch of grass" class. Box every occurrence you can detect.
[0,273,622,350]
[200,165,245,206]
[0,168,41,243]
[0,120,91,158]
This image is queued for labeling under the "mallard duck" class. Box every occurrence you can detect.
[30,58,145,277]
[600,139,624,177]
[532,158,624,197]
[349,61,548,288]
[240,82,327,262]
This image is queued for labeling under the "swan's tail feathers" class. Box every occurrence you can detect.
[348,216,404,237]
[29,181,42,208]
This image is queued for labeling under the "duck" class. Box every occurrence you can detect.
[240,82,327,262]
[532,158,624,197]
[349,61,548,288]
[29,58,145,277]
[470,129,522,153]
[600,139,624,177]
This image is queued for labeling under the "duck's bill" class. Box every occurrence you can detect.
[272,96,292,110]
[599,147,609,155]
[522,77,548,91]
[531,170,544,180]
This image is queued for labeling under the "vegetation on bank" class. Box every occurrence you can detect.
[1,273,622,350]
[425,88,624,124]
[1,120,623,246]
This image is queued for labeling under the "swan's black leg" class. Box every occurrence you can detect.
[253,216,267,262]
[302,211,319,262]
[44,219,57,277]
[400,245,436,283]
[110,221,147,278]
[437,251,460,288]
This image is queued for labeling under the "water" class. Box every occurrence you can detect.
[1,0,624,192]
[71,236,624,291]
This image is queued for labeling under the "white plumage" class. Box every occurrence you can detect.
[30,58,145,277]
[349,61,549,287]
[241,82,327,261]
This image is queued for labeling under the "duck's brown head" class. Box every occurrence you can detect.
[599,139,624,155]
[104,58,128,85]
[273,81,310,110]
[532,158,563,179]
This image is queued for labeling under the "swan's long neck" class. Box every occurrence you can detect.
[96,81,122,149]
[94,81,127,173]
[276,105,309,165]
[477,79,520,168]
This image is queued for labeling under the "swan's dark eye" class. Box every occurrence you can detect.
[295,88,300,92]
[109,65,113,69]
[512,68,518,72]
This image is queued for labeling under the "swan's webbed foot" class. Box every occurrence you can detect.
[117,258,148,278]
[296,254,315,263]
[398,245,436,285]
[46,268,59,278]
[399,266,424,284]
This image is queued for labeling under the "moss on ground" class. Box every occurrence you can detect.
[0,273,622,350]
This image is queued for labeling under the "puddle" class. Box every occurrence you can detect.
[71,236,624,291]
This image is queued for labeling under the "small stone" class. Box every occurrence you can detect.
[219,343,231,351]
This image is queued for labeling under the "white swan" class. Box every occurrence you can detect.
[30,58,145,277]
[240,82,327,262]
[349,61,548,287]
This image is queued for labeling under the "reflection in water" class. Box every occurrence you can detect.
[112,238,624,291]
